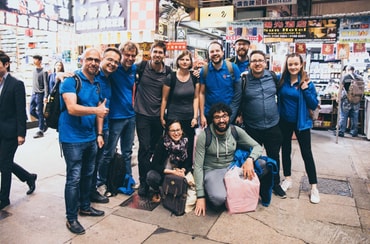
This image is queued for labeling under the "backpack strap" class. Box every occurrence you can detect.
[202,60,234,82]
[205,125,238,150]
[269,70,279,87]
[225,60,235,81]
[135,60,148,85]
[167,71,177,106]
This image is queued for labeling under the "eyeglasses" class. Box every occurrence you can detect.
[106,58,119,65]
[213,114,229,121]
[169,129,182,133]
[250,59,265,64]
[85,57,101,63]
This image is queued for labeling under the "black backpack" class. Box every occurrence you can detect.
[44,75,81,130]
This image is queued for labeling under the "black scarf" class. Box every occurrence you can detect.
[163,134,188,167]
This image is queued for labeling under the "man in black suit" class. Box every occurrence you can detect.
[0,51,37,210]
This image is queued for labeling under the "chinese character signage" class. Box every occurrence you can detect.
[338,16,370,43]
[234,0,297,8]
[263,18,338,43]
[74,0,128,34]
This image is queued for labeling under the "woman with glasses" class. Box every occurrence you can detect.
[146,120,192,203]
[277,53,320,204]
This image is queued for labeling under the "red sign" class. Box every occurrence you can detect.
[166,42,187,51]
[353,43,366,53]
[295,43,306,54]
[321,44,334,55]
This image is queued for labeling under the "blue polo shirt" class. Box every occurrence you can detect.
[59,70,101,143]
[200,61,241,116]
[109,64,136,119]
[96,70,112,131]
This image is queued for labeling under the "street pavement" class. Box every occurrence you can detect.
[0,127,369,244]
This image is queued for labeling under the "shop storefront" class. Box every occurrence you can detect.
[225,11,370,136]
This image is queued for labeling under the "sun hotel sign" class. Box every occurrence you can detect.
[74,0,128,34]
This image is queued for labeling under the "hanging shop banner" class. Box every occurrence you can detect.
[226,21,264,43]
[337,43,350,60]
[353,43,366,53]
[338,16,370,43]
[295,43,306,54]
[74,0,128,34]
[234,0,297,8]
[321,44,334,55]
[263,18,338,43]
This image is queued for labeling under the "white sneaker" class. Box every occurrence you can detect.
[132,183,140,190]
[310,188,320,204]
[281,179,292,192]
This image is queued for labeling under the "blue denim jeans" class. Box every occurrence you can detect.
[30,92,46,131]
[91,131,109,193]
[339,98,360,135]
[62,140,97,222]
[99,116,136,186]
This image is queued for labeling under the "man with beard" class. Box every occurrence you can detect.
[134,41,172,197]
[193,103,262,216]
[60,48,109,234]
[199,41,241,128]
[228,37,251,73]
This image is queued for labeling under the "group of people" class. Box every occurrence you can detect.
[1,37,332,235]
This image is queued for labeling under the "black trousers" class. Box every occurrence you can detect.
[244,124,283,186]
[279,118,317,184]
[136,114,163,184]
[0,137,32,202]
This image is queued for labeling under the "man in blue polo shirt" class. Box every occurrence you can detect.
[98,41,139,196]
[90,47,121,203]
[199,41,241,128]
[59,48,109,235]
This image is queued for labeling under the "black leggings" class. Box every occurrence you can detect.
[279,118,317,184]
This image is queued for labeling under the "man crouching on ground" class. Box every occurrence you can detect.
[193,103,262,216]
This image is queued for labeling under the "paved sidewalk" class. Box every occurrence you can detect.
[0,128,369,244]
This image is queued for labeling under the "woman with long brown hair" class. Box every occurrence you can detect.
[277,53,320,204]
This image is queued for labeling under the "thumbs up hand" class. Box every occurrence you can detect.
[96,98,109,118]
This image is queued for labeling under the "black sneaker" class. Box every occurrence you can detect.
[273,185,287,199]
[66,220,85,235]
[90,191,109,203]
[138,183,149,197]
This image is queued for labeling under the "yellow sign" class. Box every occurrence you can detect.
[200,6,233,29]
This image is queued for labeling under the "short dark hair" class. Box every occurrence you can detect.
[207,41,223,54]
[209,103,232,119]
[0,50,10,72]
[249,50,266,61]
[33,55,42,61]
[151,41,167,55]
[104,47,122,62]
